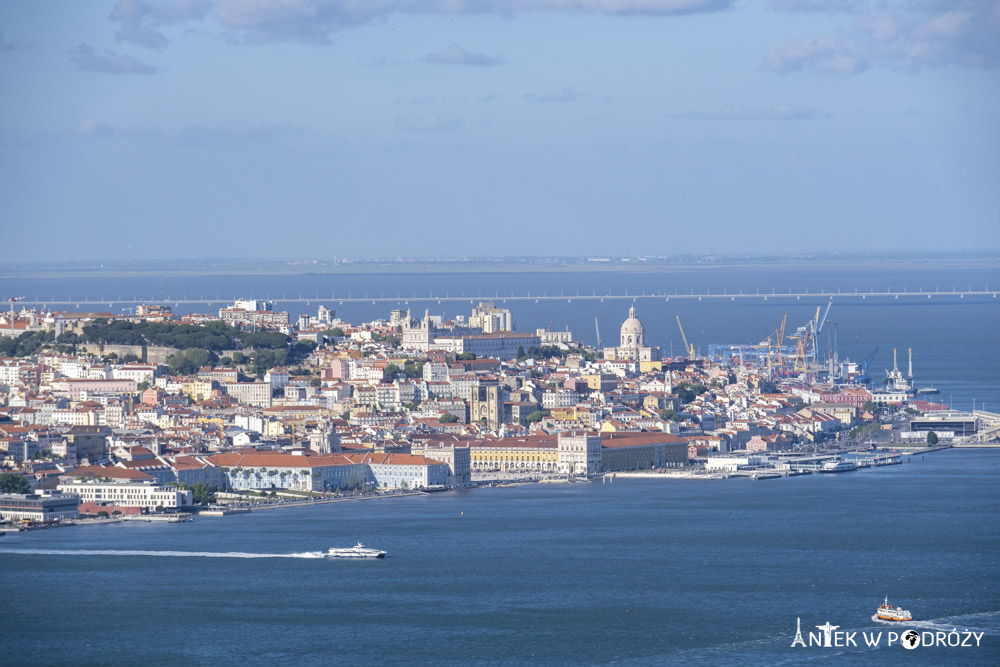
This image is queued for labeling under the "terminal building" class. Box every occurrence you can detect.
[909,411,979,437]
[0,492,81,523]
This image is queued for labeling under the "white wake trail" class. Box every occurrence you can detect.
[0,548,326,559]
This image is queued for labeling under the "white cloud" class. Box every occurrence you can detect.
[524,86,582,102]
[423,44,504,66]
[768,0,866,13]
[108,0,211,50]
[214,0,395,44]
[764,1,1000,74]
[0,30,34,52]
[395,114,463,132]
[134,0,734,45]
[75,119,116,137]
[671,103,830,120]
[69,43,158,74]
[409,0,733,14]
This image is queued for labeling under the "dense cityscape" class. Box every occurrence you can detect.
[2,296,992,527]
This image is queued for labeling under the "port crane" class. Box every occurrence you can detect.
[762,314,788,371]
[7,297,25,328]
[856,347,879,384]
[676,315,694,358]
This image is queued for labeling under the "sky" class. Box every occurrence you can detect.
[1,0,998,262]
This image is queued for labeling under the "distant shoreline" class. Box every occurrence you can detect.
[2,255,997,280]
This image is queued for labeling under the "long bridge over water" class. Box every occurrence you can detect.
[12,288,998,309]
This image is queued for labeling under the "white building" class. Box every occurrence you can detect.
[0,492,80,522]
[222,382,273,408]
[557,433,603,476]
[603,307,661,362]
[58,467,192,510]
[469,302,514,333]
[113,364,159,384]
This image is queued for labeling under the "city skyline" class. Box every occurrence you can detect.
[2,0,998,261]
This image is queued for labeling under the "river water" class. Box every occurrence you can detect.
[1,448,997,665]
[4,264,997,410]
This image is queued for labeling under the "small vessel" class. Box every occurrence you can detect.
[325,542,386,559]
[916,387,940,394]
[875,596,912,622]
[818,459,857,473]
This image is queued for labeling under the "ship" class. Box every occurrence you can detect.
[818,459,857,473]
[325,542,386,559]
[915,386,940,395]
[875,596,912,622]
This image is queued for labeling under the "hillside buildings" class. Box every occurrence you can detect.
[0,296,937,523]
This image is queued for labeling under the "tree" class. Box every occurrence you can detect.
[0,471,31,494]
[675,382,708,405]
[56,331,80,351]
[383,363,402,381]
[189,482,218,505]
[439,413,458,423]
[324,327,344,338]
[862,400,877,414]
[926,431,939,445]
[525,410,549,424]
[659,409,679,422]
[185,347,214,368]
[166,352,197,375]
[456,352,476,360]
[137,381,150,392]
[290,340,317,361]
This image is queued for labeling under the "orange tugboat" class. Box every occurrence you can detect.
[875,596,912,622]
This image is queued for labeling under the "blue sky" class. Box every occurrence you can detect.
[1,0,998,261]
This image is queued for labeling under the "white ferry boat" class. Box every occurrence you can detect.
[325,542,386,559]
[875,596,912,622]
[818,460,857,473]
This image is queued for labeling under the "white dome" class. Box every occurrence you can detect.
[619,306,645,348]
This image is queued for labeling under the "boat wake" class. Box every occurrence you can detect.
[0,548,326,559]
[870,611,1000,635]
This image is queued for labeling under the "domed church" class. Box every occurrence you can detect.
[603,306,661,362]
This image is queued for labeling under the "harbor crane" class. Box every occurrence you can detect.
[676,315,695,358]
[7,297,25,328]
[856,347,879,384]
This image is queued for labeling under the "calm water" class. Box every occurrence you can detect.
[2,449,998,665]
[4,266,998,409]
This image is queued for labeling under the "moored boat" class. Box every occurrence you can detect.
[818,459,857,473]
